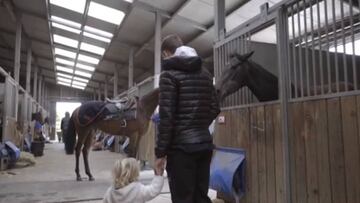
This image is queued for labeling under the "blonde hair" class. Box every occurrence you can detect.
[112,158,140,189]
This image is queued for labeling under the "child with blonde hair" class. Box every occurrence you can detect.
[103,158,164,203]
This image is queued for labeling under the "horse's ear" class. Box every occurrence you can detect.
[242,51,254,61]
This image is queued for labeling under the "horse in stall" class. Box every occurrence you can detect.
[216,51,354,102]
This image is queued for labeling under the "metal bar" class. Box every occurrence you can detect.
[33,65,38,100]
[215,0,226,41]
[351,0,358,90]
[302,0,310,96]
[128,48,134,88]
[38,73,42,103]
[14,20,22,83]
[26,47,32,93]
[291,4,298,98]
[290,89,360,103]
[113,65,118,97]
[340,0,348,91]
[310,1,317,95]
[332,0,340,93]
[316,0,324,95]
[296,1,304,97]
[277,6,291,203]
[324,0,332,93]
[104,76,108,99]
[154,11,161,88]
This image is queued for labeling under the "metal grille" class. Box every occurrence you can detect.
[214,32,257,108]
[288,0,360,101]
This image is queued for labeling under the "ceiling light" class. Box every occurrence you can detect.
[80,42,105,55]
[57,72,73,79]
[72,84,86,90]
[76,63,95,71]
[56,57,75,66]
[75,70,92,78]
[52,22,81,34]
[57,77,72,83]
[84,26,113,38]
[78,54,100,64]
[83,32,111,43]
[54,48,76,59]
[49,0,86,14]
[88,2,125,25]
[73,77,89,83]
[58,81,71,86]
[53,34,78,48]
[72,80,87,87]
[51,16,81,28]
[56,65,73,74]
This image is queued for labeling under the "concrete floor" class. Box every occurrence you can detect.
[0,143,217,203]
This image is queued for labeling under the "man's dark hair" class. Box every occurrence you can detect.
[161,34,183,54]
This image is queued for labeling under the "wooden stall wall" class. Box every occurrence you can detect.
[214,96,360,203]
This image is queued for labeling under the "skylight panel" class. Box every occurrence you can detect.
[72,84,86,90]
[57,77,72,83]
[83,32,111,43]
[80,42,105,55]
[53,34,78,48]
[56,57,75,66]
[58,81,71,86]
[49,0,86,14]
[51,16,81,28]
[73,77,89,83]
[329,40,360,56]
[56,65,73,74]
[124,0,133,3]
[54,48,77,59]
[78,54,100,64]
[72,80,87,87]
[76,63,95,72]
[88,2,125,25]
[57,72,73,79]
[52,22,81,34]
[75,70,92,78]
[84,26,113,38]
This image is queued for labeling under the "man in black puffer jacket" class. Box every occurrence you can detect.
[155,34,220,203]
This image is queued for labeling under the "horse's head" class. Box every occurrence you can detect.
[215,51,254,100]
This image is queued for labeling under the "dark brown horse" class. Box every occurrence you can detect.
[216,51,354,102]
[66,88,159,181]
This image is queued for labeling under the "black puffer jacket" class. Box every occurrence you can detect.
[155,56,220,158]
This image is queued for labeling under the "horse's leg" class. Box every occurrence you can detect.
[83,130,94,181]
[75,131,86,181]
[127,132,139,158]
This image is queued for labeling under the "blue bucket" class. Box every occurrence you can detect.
[209,147,246,200]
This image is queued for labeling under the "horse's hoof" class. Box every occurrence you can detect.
[76,177,82,181]
[89,177,95,181]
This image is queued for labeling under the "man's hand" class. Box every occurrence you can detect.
[154,157,166,176]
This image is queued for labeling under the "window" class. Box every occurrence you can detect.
[58,81,71,86]
[51,16,81,28]
[52,22,81,34]
[80,42,105,55]
[88,2,125,25]
[78,54,100,64]
[84,26,113,38]
[83,32,111,43]
[56,57,75,66]
[72,80,87,87]
[76,63,95,72]
[73,76,89,83]
[57,72,73,79]
[57,77,72,83]
[49,0,86,14]
[75,70,92,78]
[56,66,73,74]
[54,48,77,59]
[53,34,78,48]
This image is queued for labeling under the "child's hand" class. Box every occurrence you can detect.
[154,157,166,176]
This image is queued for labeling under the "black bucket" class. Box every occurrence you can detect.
[31,141,44,157]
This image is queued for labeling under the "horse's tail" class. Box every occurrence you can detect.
[65,113,77,155]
